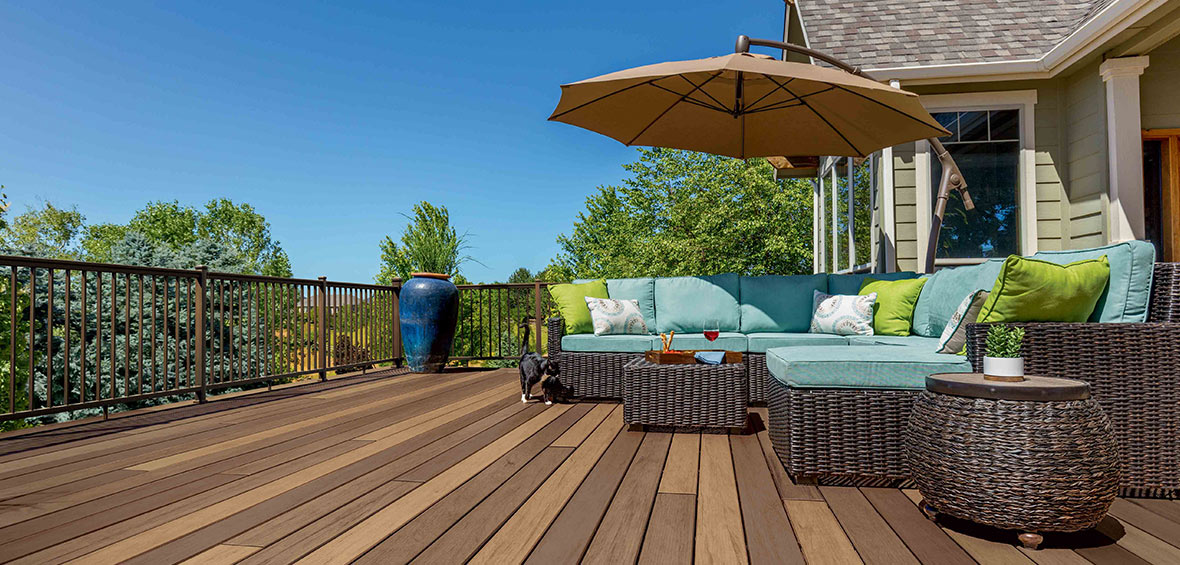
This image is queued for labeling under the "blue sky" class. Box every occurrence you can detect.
[1,1,785,283]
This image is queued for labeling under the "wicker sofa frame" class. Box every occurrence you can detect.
[769,262,1180,497]
[546,317,768,403]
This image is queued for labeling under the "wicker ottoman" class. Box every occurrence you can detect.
[622,358,747,431]
[906,373,1120,549]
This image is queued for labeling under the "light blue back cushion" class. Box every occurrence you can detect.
[1033,241,1156,323]
[911,259,1006,337]
[654,274,740,333]
[739,274,828,333]
[574,277,657,333]
[827,271,919,296]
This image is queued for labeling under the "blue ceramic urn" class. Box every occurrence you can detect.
[399,273,460,373]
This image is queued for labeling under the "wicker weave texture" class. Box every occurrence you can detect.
[767,374,917,481]
[965,321,1180,497]
[1148,263,1180,323]
[548,316,634,399]
[746,353,767,404]
[622,359,747,429]
[907,391,1119,532]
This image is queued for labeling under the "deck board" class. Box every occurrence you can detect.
[0,367,1176,565]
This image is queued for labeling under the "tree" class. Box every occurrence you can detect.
[80,223,129,263]
[552,148,814,278]
[507,267,534,284]
[197,199,291,276]
[0,201,87,259]
[375,202,477,284]
[79,199,292,276]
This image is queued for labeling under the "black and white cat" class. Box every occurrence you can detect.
[518,322,567,405]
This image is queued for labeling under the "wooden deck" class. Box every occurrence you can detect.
[1,368,1179,564]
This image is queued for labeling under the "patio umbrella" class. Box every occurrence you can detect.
[550,36,973,273]
[548,51,949,159]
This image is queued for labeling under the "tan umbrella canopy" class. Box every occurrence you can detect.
[549,51,949,159]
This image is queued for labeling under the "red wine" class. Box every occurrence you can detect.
[703,330,720,341]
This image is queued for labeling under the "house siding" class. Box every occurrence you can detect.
[1063,58,1108,249]
[1142,34,1180,129]
[892,143,919,272]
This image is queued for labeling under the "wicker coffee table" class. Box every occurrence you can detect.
[906,373,1119,549]
[622,356,747,432]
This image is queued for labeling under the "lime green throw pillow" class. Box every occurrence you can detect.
[549,279,609,334]
[858,277,928,336]
[976,255,1110,323]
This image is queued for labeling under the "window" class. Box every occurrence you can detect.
[930,109,1021,259]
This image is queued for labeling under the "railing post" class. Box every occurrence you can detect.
[392,278,402,367]
[533,280,543,354]
[317,276,327,381]
[194,265,208,403]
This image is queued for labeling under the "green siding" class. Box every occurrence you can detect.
[893,143,919,272]
[1063,58,1108,249]
[1142,34,1180,129]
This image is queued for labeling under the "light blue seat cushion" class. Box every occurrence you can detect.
[911,260,1006,337]
[1033,240,1156,323]
[574,277,657,333]
[846,335,943,349]
[654,274,741,333]
[827,271,919,296]
[667,332,747,352]
[766,345,972,390]
[747,332,848,353]
[739,274,828,333]
[561,334,657,353]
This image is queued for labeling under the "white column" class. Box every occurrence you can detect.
[1100,56,1150,243]
[881,145,897,272]
[816,170,826,272]
[812,176,821,273]
[847,157,855,271]
[831,161,839,270]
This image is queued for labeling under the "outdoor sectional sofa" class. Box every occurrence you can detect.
[548,241,1180,497]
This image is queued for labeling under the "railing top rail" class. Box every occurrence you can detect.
[324,281,401,291]
[454,281,554,289]
[205,271,323,285]
[0,254,199,278]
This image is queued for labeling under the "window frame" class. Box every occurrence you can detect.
[915,90,1038,267]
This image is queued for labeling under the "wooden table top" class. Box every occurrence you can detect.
[927,372,1091,401]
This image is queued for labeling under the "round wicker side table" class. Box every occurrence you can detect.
[906,373,1120,550]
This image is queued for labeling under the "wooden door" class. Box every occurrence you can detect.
[1143,129,1180,261]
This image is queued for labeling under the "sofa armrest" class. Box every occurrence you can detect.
[1150,262,1180,323]
[547,317,565,355]
[965,321,1180,392]
[965,320,1180,495]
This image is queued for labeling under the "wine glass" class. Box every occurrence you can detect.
[703,319,720,344]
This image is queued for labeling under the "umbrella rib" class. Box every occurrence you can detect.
[743,101,805,114]
[767,75,864,157]
[744,86,833,114]
[649,83,732,114]
[677,74,733,114]
[626,71,722,146]
[740,77,797,114]
[830,84,949,131]
[549,76,671,121]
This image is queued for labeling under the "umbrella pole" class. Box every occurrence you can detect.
[926,137,973,272]
[737,35,974,272]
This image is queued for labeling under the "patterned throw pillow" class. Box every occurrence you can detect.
[936,290,989,354]
[584,297,650,336]
[809,290,876,336]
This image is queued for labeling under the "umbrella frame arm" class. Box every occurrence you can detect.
[737,35,973,273]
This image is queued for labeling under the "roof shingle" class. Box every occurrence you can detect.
[798,0,1116,69]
